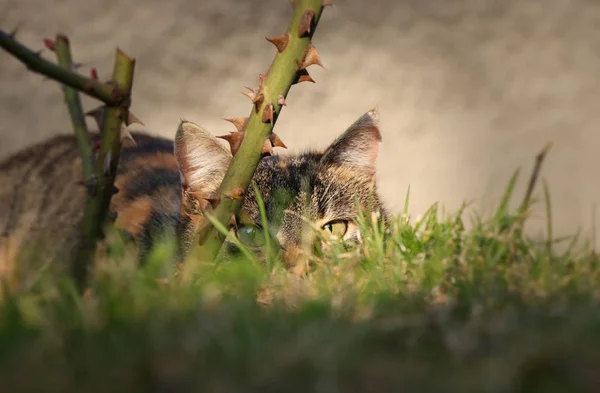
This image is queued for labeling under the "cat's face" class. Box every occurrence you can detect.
[174,109,386,272]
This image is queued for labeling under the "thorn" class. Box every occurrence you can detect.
[88,106,140,145]
[253,93,265,110]
[113,186,119,194]
[242,89,265,112]
[203,191,221,210]
[298,10,315,37]
[259,73,266,89]
[261,102,274,124]
[9,23,23,38]
[35,49,44,57]
[298,44,325,70]
[224,187,245,201]
[120,127,137,145]
[265,33,289,53]
[229,214,238,230]
[107,211,118,222]
[294,69,315,84]
[90,68,99,80]
[125,111,144,127]
[223,117,248,132]
[217,131,245,155]
[241,87,262,105]
[43,38,55,51]
[93,139,102,150]
[278,95,287,107]
[85,105,105,130]
[262,139,273,156]
[270,133,287,149]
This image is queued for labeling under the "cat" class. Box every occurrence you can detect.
[0,108,387,283]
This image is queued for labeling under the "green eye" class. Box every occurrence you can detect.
[322,220,348,237]
[237,224,266,248]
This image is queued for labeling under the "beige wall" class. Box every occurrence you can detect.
[2,0,599,247]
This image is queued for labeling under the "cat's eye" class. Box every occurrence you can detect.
[322,220,348,237]
[237,224,266,248]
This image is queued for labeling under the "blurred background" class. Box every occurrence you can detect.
[1,0,599,246]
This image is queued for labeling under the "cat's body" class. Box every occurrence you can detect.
[0,109,386,283]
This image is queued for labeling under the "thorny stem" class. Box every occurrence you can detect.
[0,29,125,105]
[193,0,326,261]
[53,34,94,180]
[1,28,136,290]
[72,49,136,292]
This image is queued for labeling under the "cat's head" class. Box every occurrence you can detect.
[174,109,386,273]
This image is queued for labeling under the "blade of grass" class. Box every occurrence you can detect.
[495,169,520,222]
[542,179,553,255]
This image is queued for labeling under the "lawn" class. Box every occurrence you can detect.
[1,173,599,393]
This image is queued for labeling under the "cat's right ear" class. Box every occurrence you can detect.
[320,108,382,176]
[174,121,232,194]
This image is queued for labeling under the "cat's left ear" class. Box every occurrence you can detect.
[320,108,382,176]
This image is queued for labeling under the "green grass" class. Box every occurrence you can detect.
[2,174,600,393]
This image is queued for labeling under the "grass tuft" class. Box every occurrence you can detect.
[1,176,600,392]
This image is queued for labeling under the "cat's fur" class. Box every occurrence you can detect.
[0,109,386,282]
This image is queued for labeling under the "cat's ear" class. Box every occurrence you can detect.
[320,108,382,175]
[174,120,232,193]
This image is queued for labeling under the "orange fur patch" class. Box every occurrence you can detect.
[109,151,180,238]
[113,196,154,237]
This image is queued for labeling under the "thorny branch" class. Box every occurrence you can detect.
[1,29,136,291]
[192,0,330,262]
[0,29,126,105]
[72,49,136,292]
[1,0,332,278]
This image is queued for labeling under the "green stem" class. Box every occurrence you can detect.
[0,30,125,105]
[195,0,325,260]
[71,48,136,292]
[53,34,94,180]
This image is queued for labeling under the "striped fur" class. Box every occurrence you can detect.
[0,109,387,282]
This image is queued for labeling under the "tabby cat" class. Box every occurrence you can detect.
[0,108,387,281]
